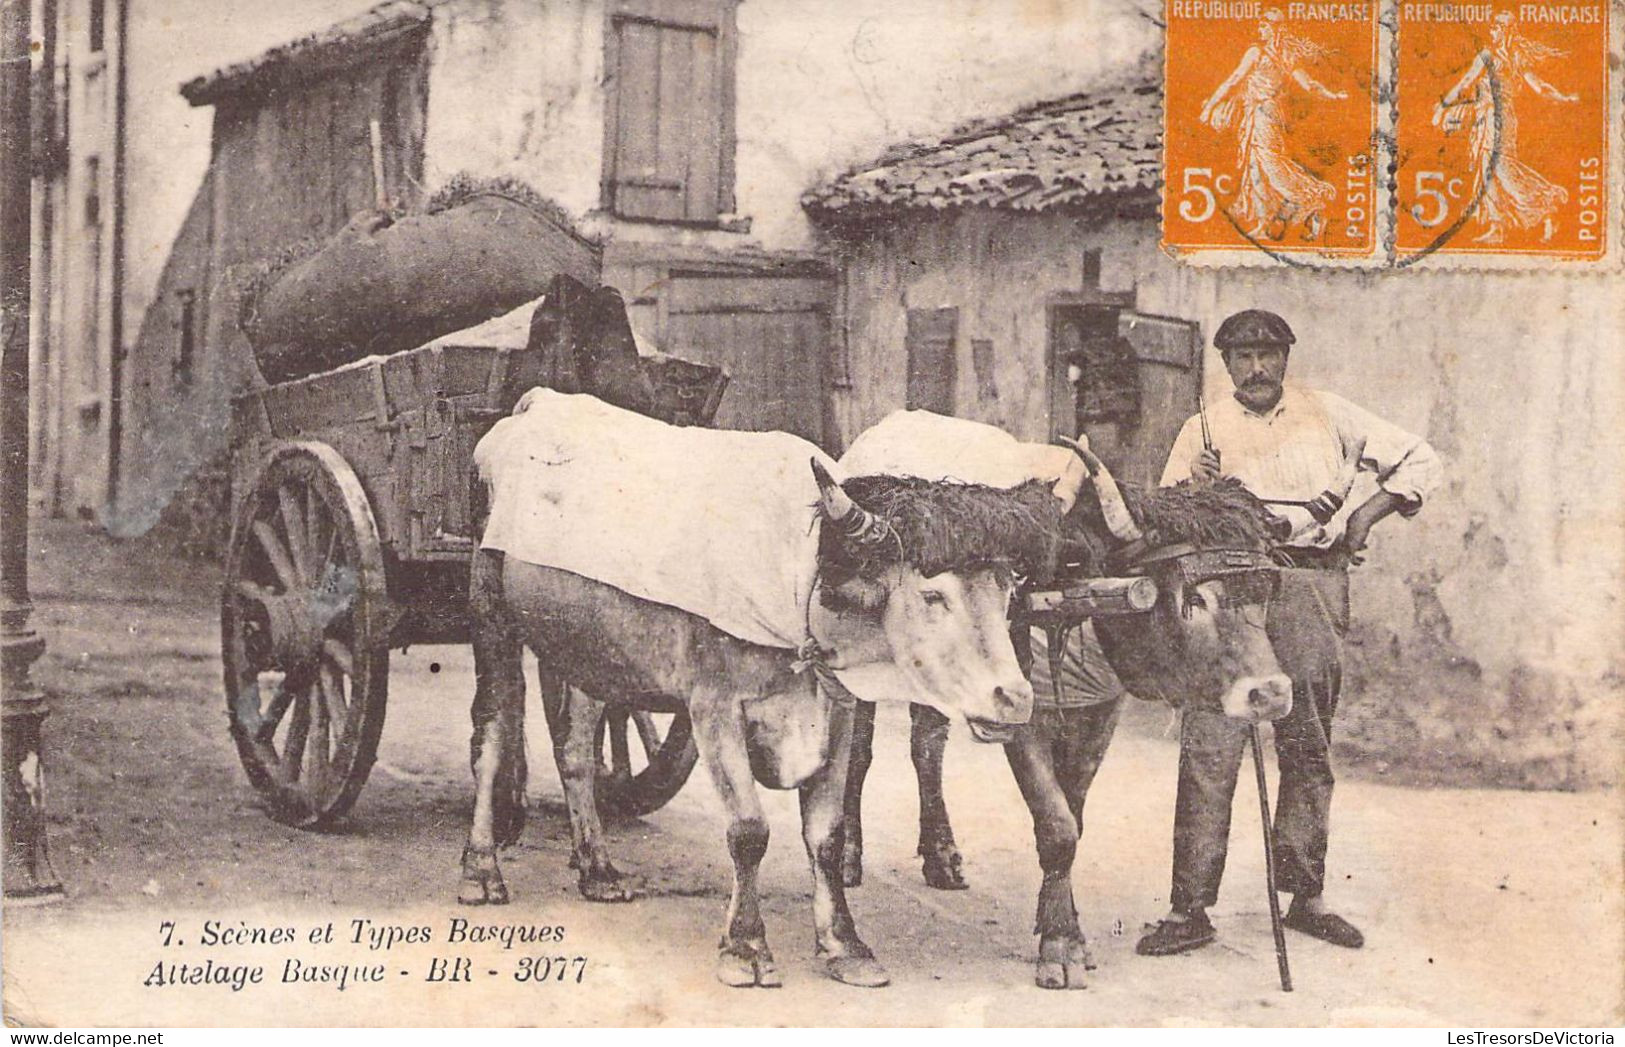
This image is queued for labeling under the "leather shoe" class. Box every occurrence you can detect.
[1283,905,1364,948]
[1136,911,1216,956]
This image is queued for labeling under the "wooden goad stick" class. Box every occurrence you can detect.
[1251,723,1293,992]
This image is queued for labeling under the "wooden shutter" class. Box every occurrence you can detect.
[905,307,958,415]
[605,0,732,223]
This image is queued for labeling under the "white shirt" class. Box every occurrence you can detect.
[1159,384,1443,549]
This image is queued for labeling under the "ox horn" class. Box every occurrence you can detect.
[1057,436,1144,544]
[1050,448,1090,514]
[1305,437,1368,524]
[811,458,892,546]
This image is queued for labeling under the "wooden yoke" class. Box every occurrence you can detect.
[1015,576,1159,628]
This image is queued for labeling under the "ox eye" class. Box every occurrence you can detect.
[922,590,947,607]
[1185,590,1209,612]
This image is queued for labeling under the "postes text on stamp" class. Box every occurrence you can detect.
[1163,1,1381,258]
[1396,1,1609,259]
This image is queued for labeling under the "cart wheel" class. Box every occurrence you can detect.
[540,678,698,819]
[222,442,391,827]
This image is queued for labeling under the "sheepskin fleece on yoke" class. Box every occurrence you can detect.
[840,409,1077,489]
[475,388,831,653]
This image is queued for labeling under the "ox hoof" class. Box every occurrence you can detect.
[1035,936,1094,990]
[578,871,639,904]
[921,846,968,891]
[458,847,509,906]
[717,946,781,988]
[826,954,890,988]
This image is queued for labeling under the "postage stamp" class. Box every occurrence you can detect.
[1162,1,1383,258]
[1395,0,1611,259]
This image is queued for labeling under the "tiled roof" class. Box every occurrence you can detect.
[802,81,1162,222]
[181,1,432,107]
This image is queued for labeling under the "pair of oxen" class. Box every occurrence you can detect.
[460,413,1305,990]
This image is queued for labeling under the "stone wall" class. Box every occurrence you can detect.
[831,209,1625,787]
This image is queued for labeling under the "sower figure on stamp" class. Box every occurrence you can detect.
[1137,308,1443,956]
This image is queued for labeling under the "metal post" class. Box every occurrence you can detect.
[2,0,63,905]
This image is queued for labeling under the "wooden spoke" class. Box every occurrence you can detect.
[319,663,348,727]
[308,679,331,798]
[304,487,323,576]
[631,711,662,757]
[281,687,312,782]
[322,638,354,678]
[278,486,311,585]
[252,519,299,592]
[254,677,297,742]
[607,708,633,780]
[235,578,273,607]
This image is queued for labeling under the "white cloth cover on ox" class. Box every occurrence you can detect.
[476,395,1075,712]
[840,408,1078,491]
[476,387,830,654]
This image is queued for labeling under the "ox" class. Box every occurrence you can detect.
[464,439,1091,988]
[842,447,1298,989]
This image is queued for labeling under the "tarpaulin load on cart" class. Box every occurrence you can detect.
[239,175,601,384]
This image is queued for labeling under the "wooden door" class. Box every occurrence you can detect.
[658,271,833,447]
[1056,308,1200,488]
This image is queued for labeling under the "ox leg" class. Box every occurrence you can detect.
[463,550,518,905]
[840,700,877,887]
[802,697,889,987]
[541,675,638,903]
[911,703,966,891]
[692,694,781,988]
[1005,712,1091,990]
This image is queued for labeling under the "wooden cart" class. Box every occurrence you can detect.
[221,330,727,828]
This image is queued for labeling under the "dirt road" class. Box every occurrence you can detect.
[4,521,1621,1026]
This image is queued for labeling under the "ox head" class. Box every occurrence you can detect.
[1053,445,1293,723]
[810,460,1041,742]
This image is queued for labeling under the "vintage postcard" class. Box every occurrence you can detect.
[2,0,1622,1032]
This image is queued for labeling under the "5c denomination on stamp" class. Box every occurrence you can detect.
[1163,0,1381,258]
[1396,0,1609,258]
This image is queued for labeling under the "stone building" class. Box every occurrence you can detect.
[803,80,1624,786]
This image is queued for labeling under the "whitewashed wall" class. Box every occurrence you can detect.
[833,208,1625,785]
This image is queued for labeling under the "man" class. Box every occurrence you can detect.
[1137,308,1442,956]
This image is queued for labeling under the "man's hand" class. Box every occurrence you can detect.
[1339,489,1408,565]
[1190,449,1222,483]
[1339,515,1373,565]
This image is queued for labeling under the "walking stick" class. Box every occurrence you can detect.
[1251,723,1293,992]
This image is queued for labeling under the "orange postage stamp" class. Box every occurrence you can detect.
[1162,0,1381,258]
[1395,1,1610,260]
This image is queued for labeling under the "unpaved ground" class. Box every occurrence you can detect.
[3,520,1621,1027]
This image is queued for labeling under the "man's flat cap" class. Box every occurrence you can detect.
[1214,309,1296,350]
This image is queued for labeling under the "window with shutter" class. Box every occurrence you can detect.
[603,0,736,224]
[905,307,958,415]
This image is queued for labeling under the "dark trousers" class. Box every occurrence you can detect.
[1169,567,1349,911]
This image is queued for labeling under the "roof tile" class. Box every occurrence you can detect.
[803,80,1161,220]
